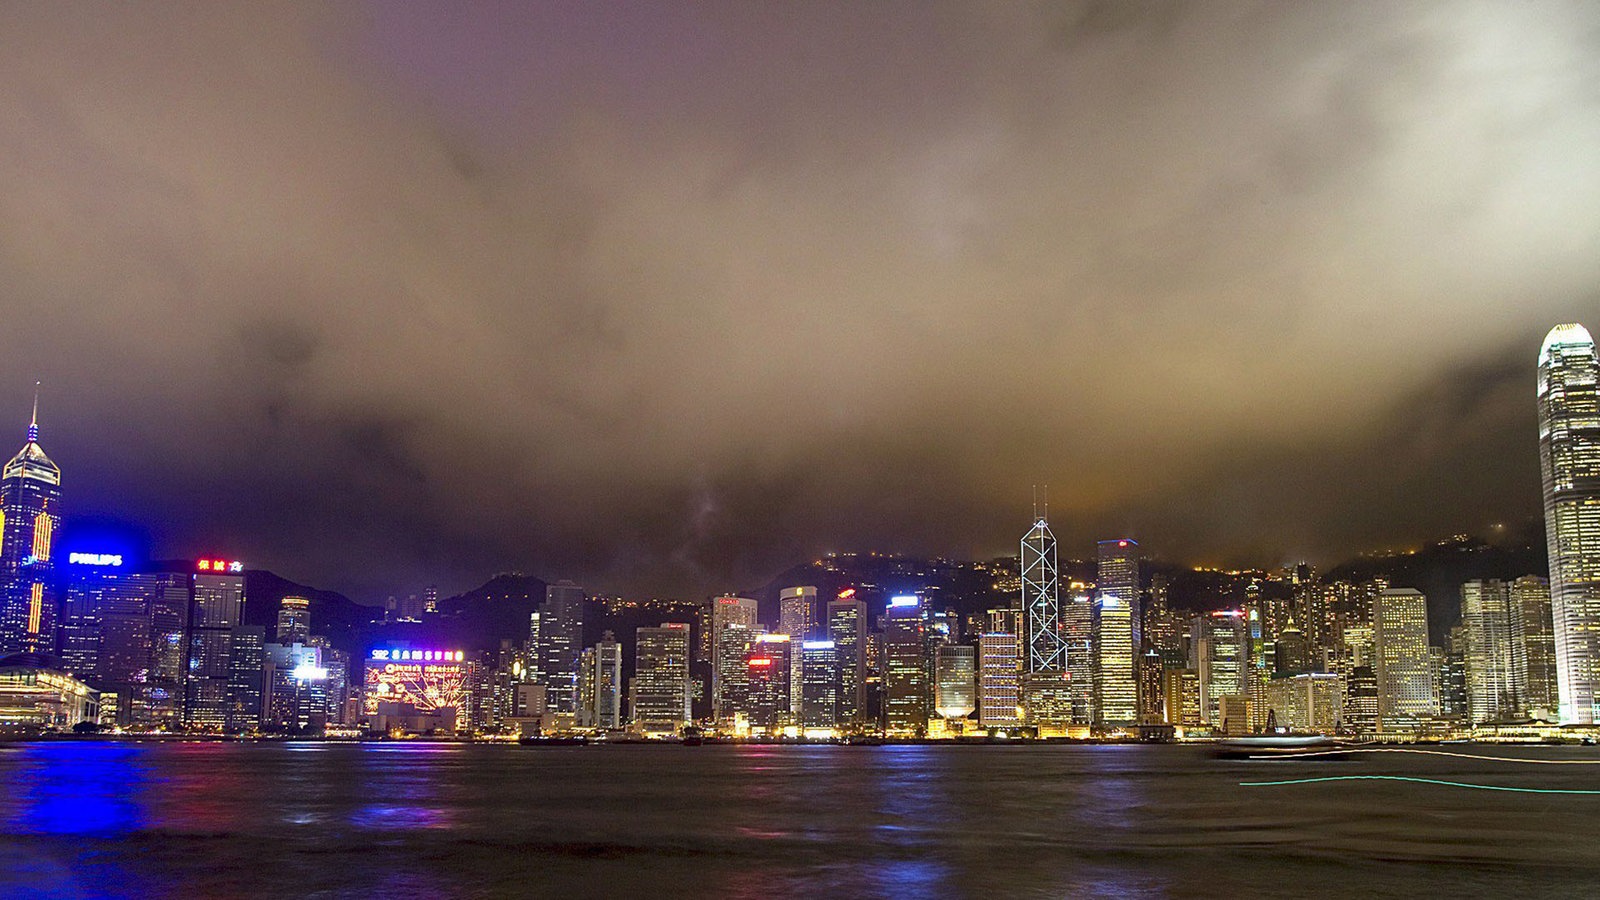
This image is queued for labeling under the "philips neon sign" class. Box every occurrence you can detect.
[68,553,123,567]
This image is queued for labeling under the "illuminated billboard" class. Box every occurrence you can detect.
[363,648,468,715]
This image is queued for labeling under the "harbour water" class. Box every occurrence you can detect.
[0,741,1596,898]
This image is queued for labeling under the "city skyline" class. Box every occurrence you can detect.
[3,4,1597,601]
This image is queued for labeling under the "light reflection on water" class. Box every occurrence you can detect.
[0,741,1597,898]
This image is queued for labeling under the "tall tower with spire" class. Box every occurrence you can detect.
[1538,323,1600,724]
[1,384,64,654]
[1022,490,1065,672]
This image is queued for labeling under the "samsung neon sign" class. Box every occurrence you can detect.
[68,553,123,567]
[370,649,465,663]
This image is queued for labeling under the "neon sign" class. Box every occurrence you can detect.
[370,648,465,663]
[802,640,835,651]
[68,553,123,567]
[889,595,919,608]
[197,559,245,573]
[837,588,857,600]
[748,658,774,668]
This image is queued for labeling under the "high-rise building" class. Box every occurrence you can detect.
[225,625,265,732]
[933,643,976,728]
[60,562,191,729]
[743,633,792,732]
[799,640,839,731]
[1096,540,1141,725]
[827,593,867,727]
[1538,323,1600,724]
[779,586,818,641]
[185,566,248,729]
[1461,580,1522,724]
[538,582,585,715]
[276,597,311,644]
[1373,588,1436,731]
[1511,575,1559,719]
[882,595,929,736]
[0,394,62,655]
[1191,611,1248,727]
[592,632,623,730]
[711,596,760,721]
[1021,515,1064,672]
[978,629,1021,728]
[1264,672,1343,734]
[1061,584,1095,724]
[632,623,690,735]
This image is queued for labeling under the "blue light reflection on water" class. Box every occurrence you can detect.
[6,742,152,837]
[867,745,952,898]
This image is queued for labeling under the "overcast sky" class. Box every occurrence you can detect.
[2,1,1597,600]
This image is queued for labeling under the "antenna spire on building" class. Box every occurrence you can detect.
[27,381,39,443]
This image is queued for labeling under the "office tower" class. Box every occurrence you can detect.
[933,644,976,730]
[225,625,265,732]
[1191,611,1248,726]
[276,597,311,644]
[827,593,868,727]
[1440,625,1468,719]
[743,633,792,731]
[312,637,350,725]
[1343,665,1379,734]
[800,640,839,731]
[714,623,763,723]
[632,623,691,735]
[1511,575,1559,718]
[592,632,623,729]
[1373,588,1436,731]
[1138,647,1165,722]
[1061,584,1095,723]
[73,568,190,729]
[780,586,818,717]
[1273,619,1309,676]
[978,629,1022,728]
[0,394,62,655]
[1461,580,1522,723]
[525,611,544,685]
[1021,514,1065,672]
[711,595,760,721]
[882,595,930,736]
[423,585,439,614]
[262,640,326,732]
[1022,671,1075,735]
[780,586,818,641]
[1143,574,1183,656]
[537,582,585,715]
[1263,672,1343,734]
[1162,667,1202,728]
[1094,593,1138,727]
[185,567,247,728]
[1539,323,1600,724]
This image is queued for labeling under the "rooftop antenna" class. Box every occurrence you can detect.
[1032,484,1038,521]
[1042,484,1049,522]
[27,381,39,443]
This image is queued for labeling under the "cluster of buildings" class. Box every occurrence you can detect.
[3,322,1598,742]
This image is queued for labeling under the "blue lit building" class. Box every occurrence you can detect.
[0,394,62,656]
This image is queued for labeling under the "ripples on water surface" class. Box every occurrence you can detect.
[0,741,1596,898]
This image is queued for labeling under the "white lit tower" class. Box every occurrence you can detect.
[1538,323,1600,724]
[0,386,62,655]
[1021,496,1065,673]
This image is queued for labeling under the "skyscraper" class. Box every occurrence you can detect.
[591,632,623,730]
[0,392,62,655]
[276,596,311,644]
[1191,611,1248,727]
[1095,594,1138,727]
[1461,579,1521,724]
[780,586,818,718]
[882,595,929,736]
[826,592,867,727]
[538,582,585,715]
[1538,323,1600,724]
[711,595,760,722]
[978,628,1021,728]
[1373,588,1436,732]
[933,643,976,728]
[1021,515,1064,672]
[186,565,248,729]
[799,640,839,732]
[1511,575,1559,719]
[632,623,691,735]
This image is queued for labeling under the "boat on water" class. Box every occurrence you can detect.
[1212,734,1352,760]
[517,735,590,747]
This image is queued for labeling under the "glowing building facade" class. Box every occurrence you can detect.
[1021,517,1064,672]
[978,629,1021,728]
[827,593,867,727]
[1538,323,1600,724]
[632,623,691,735]
[0,396,62,655]
[1373,588,1436,731]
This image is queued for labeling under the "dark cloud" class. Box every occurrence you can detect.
[2,2,1598,600]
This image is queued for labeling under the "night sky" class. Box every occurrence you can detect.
[2,2,1597,601]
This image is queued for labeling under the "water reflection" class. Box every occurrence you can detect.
[6,743,150,836]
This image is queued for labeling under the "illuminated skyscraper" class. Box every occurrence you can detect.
[1061,584,1095,723]
[1461,579,1521,724]
[276,596,310,644]
[1373,588,1436,732]
[0,391,62,655]
[185,565,248,729]
[827,592,867,727]
[538,581,585,715]
[711,595,759,721]
[743,633,792,731]
[632,623,691,735]
[978,628,1021,728]
[592,632,623,730]
[1511,575,1559,719]
[1097,539,1142,652]
[933,643,976,728]
[1094,593,1137,727]
[799,640,839,731]
[1538,323,1600,724]
[780,586,818,717]
[882,595,929,736]
[1021,515,1064,672]
[1191,611,1248,727]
